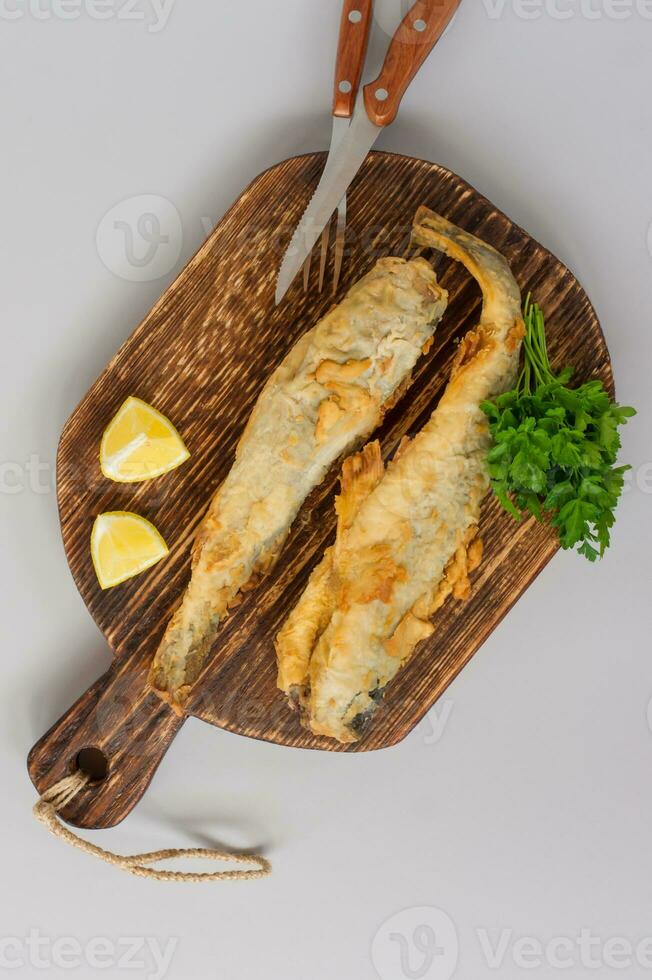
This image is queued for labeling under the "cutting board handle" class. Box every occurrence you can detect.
[27,648,185,830]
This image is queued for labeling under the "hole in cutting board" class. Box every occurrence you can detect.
[75,747,109,782]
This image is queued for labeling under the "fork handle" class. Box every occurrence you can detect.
[333,0,374,118]
[363,0,461,127]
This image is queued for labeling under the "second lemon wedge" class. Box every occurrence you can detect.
[100,396,190,483]
[91,512,169,590]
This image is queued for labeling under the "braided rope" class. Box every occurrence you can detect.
[33,772,271,882]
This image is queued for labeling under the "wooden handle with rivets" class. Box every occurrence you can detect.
[363,0,461,127]
[333,0,374,118]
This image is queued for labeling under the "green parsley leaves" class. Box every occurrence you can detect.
[481,297,635,561]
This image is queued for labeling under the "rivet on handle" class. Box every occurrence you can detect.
[362,0,462,128]
[348,9,362,22]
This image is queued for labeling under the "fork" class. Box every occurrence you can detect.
[302,0,374,296]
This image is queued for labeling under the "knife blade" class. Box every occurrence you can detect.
[276,108,380,306]
[275,0,462,305]
[315,114,349,293]
[301,0,374,294]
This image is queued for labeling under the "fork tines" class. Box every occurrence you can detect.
[302,205,347,297]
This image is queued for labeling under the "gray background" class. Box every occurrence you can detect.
[1,1,650,978]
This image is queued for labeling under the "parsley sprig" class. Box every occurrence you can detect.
[481,297,635,561]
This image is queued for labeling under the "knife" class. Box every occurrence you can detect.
[303,0,374,294]
[276,0,462,306]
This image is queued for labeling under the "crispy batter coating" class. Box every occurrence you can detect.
[150,257,448,711]
[276,209,525,743]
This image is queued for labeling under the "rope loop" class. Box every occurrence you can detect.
[33,772,271,883]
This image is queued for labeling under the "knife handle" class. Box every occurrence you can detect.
[363,0,461,127]
[333,0,374,118]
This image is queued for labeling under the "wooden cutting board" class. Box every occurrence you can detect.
[27,151,614,829]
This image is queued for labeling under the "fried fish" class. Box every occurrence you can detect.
[150,256,448,710]
[276,208,525,742]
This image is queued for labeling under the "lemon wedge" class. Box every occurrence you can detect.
[100,396,190,483]
[91,512,169,590]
